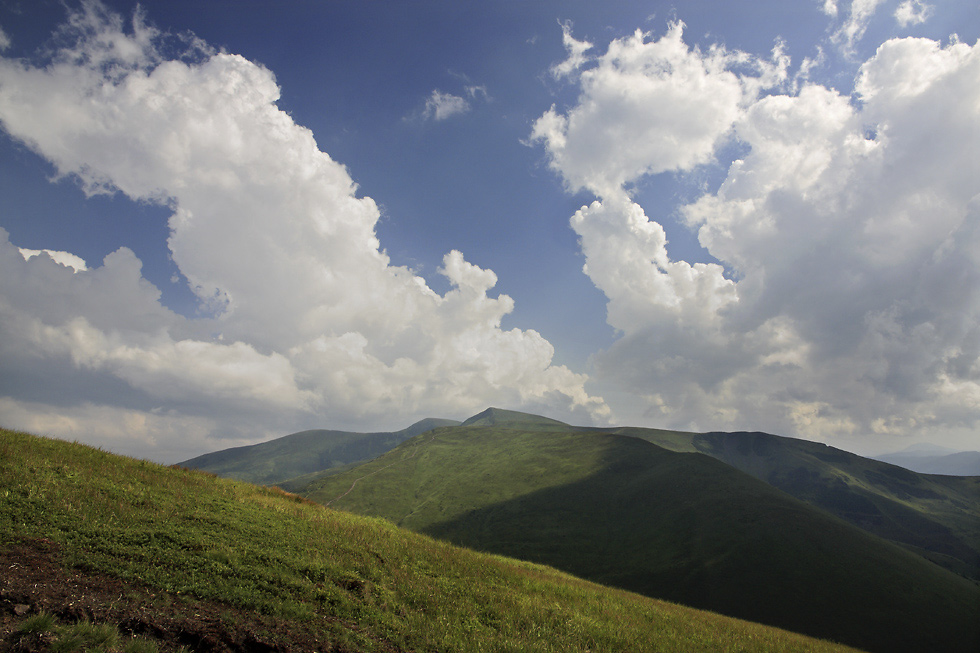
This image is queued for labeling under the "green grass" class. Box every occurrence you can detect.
[304,426,610,528]
[1,428,859,653]
[50,621,120,653]
[11,611,158,653]
[15,611,58,637]
[304,426,980,653]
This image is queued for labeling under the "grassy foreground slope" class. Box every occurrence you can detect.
[179,418,459,486]
[0,429,860,653]
[619,427,980,580]
[304,426,980,653]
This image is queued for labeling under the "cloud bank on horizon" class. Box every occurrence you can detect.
[0,0,977,460]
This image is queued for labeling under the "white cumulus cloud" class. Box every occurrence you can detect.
[531,22,787,198]
[19,248,88,272]
[534,22,980,449]
[0,1,608,460]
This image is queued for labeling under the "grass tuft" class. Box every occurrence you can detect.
[14,610,57,637]
[9,611,159,653]
[52,621,121,652]
[121,639,159,653]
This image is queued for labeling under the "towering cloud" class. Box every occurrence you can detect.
[535,23,980,445]
[0,2,607,459]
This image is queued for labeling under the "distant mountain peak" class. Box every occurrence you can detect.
[460,407,570,429]
[403,417,461,437]
[891,442,961,456]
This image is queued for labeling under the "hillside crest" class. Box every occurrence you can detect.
[460,407,570,429]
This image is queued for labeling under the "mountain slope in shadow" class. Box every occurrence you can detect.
[305,425,980,653]
[618,427,980,580]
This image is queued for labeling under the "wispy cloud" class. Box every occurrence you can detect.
[550,19,594,79]
[831,0,887,53]
[894,0,933,27]
[418,83,490,122]
[422,89,470,121]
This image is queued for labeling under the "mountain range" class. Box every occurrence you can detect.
[184,408,980,581]
[873,445,980,476]
[615,426,980,580]
[179,417,459,486]
[6,426,865,653]
[183,407,980,653]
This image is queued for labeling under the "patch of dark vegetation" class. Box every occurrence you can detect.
[863,469,943,500]
[672,429,979,582]
[810,450,849,463]
[773,469,878,516]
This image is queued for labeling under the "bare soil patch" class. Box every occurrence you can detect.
[0,538,369,652]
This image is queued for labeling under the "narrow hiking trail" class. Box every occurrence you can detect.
[325,432,439,506]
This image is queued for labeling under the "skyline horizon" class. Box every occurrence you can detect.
[1,0,978,462]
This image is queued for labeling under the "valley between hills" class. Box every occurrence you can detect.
[2,408,978,652]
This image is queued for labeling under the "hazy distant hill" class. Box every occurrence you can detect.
[179,417,459,485]
[301,422,980,653]
[874,449,980,476]
[617,428,980,580]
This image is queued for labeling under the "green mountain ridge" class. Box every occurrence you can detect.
[302,424,980,653]
[1,428,861,653]
[185,408,979,582]
[460,407,572,429]
[179,417,460,486]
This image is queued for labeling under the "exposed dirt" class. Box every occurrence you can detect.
[0,538,390,652]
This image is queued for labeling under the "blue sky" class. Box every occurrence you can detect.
[0,0,977,462]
